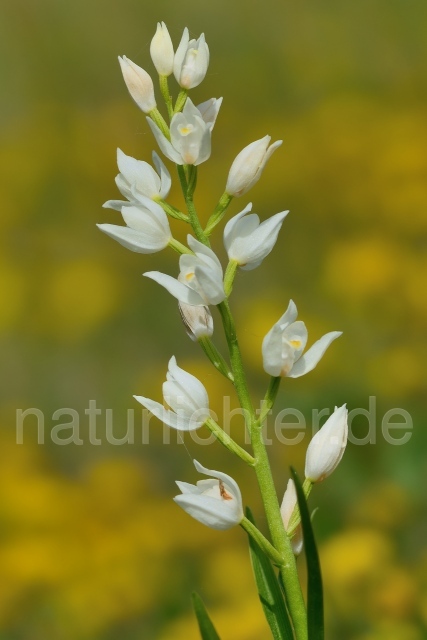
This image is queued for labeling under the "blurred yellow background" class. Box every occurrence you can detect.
[1,0,426,638]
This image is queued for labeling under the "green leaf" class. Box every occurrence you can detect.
[191,592,221,640]
[245,507,295,640]
[290,468,324,640]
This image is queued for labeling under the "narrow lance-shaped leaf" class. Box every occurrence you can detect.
[290,468,324,640]
[245,507,295,640]
[191,592,221,640]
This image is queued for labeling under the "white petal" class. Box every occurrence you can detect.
[146,118,183,164]
[276,300,299,329]
[193,460,243,508]
[173,27,189,83]
[102,199,128,211]
[144,271,205,305]
[194,125,212,165]
[262,324,286,377]
[187,236,223,272]
[97,224,167,253]
[173,493,241,529]
[238,210,289,270]
[166,356,209,413]
[117,149,160,197]
[152,151,172,199]
[194,263,226,304]
[175,481,200,495]
[197,97,223,131]
[223,204,253,253]
[133,395,200,431]
[288,331,342,378]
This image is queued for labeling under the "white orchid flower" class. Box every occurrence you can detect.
[118,55,156,114]
[103,149,171,212]
[280,479,303,556]
[173,28,210,89]
[145,235,225,306]
[150,22,174,76]
[174,460,244,530]
[305,404,348,483]
[97,196,171,254]
[224,203,289,270]
[262,300,342,378]
[226,135,282,197]
[147,98,213,165]
[134,356,210,431]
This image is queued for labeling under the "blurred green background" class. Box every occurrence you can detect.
[1,0,426,638]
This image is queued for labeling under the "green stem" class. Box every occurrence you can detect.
[217,299,308,640]
[205,418,255,466]
[257,376,281,425]
[251,426,308,639]
[240,517,284,566]
[177,165,210,246]
[174,89,188,114]
[287,479,313,536]
[224,260,238,297]
[156,198,189,222]
[159,75,173,119]
[168,238,193,255]
[205,192,233,235]
[199,336,234,382]
[148,107,170,140]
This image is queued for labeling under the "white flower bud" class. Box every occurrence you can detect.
[226,136,282,197]
[118,55,156,113]
[150,22,174,76]
[280,479,303,555]
[174,460,244,530]
[174,28,210,89]
[305,405,348,483]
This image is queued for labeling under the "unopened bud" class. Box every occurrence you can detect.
[226,136,282,197]
[118,55,156,113]
[150,22,174,76]
[305,404,348,483]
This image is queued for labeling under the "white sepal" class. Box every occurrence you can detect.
[262,300,342,378]
[280,479,303,556]
[150,22,174,76]
[134,357,210,431]
[118,56,156,114]
[173,28,210,89]
[226,136,282,197]
[224,204,289,270]
[305,405,348,482]
[196,97,223,131]
[174,459,244,530]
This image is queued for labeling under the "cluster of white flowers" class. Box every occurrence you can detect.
[99,23,349,539]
